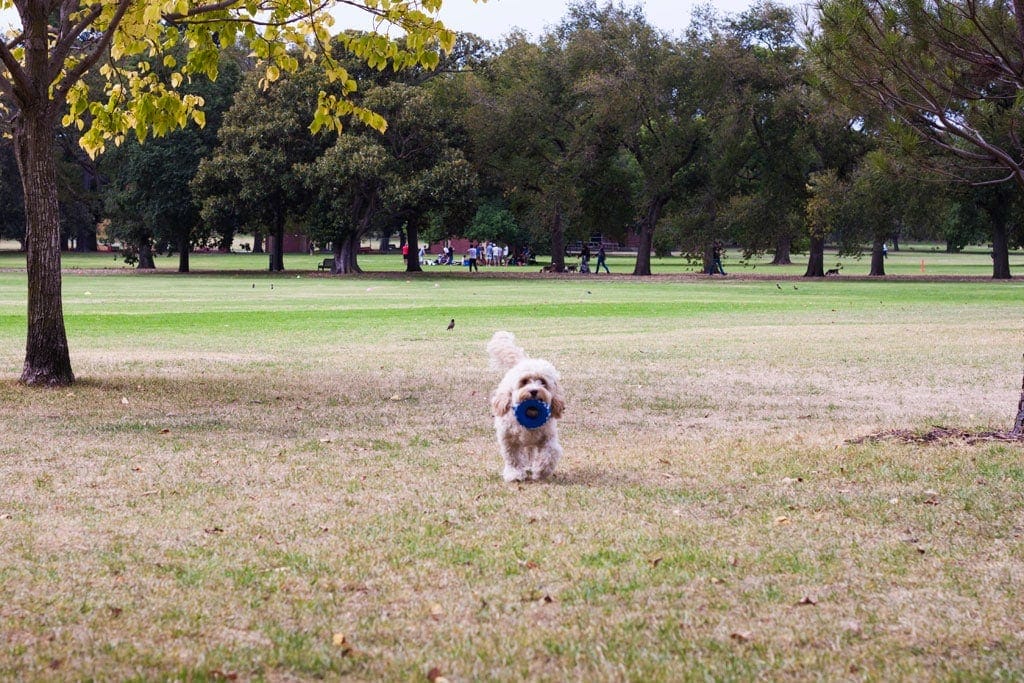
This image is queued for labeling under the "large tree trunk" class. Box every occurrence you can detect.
[632,196,667,276]
[75,223,97,252]
[137,239,156,269]
[991,220,1012,279]
[14,111,75,386]
[336,231,363,274]
[405,218,423,273]
[702,243,715,274]
[869,238,886,276]
[804,234,825,277]
[771,237,792,265]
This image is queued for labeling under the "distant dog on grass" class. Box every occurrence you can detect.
[826,265,842,276]
[487,331,565,482]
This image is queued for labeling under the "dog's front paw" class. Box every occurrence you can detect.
[502,465,527,482]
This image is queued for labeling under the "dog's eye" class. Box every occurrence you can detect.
[537,378,547,387]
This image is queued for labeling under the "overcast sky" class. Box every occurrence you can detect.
[332,0,790,42]
[434,0,758,39]
[2,1,789,41]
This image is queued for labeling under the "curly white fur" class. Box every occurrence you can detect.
[487,331,565,482]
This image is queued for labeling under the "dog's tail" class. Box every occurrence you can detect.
[487,330,527,371]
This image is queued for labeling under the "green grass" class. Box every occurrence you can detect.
[2,241,1022,276]
[1,263,1023,680]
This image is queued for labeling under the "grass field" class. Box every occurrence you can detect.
[2,241,1023,276]
[1,263,1023,680]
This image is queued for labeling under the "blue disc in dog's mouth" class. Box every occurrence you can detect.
[514,399,551,429]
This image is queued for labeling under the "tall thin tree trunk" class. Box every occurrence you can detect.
[268,217,285,272]
[177,232,190,273]
[992,220,1012,279]
[804,234,825,277]
[869,238,886,276]
[550,209,566,272]
[405,217,423,273]
[1013,354,1024,436]
[632,196,667,276]
[14,110,75,386]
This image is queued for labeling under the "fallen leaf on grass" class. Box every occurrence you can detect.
[120,396,129,405]
[210,669,238,681]
[730,631,753,643]
[158,428,170,434]
[427,666,449,682]
[795,596,818,606]
[429,603,444,619]
[332,632,354,655]
[774,516,790,525]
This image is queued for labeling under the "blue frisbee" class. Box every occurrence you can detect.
[514,399,551,429]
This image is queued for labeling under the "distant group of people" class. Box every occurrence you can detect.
[577,243,611,274]
[400,240,539,271]
[465,241,508,271]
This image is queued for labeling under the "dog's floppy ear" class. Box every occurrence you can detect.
[491,390,512,416]
[549,388,566,419]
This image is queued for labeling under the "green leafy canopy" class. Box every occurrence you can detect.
[0,0,481,156]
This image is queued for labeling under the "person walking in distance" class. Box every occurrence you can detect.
[595,244,610,273]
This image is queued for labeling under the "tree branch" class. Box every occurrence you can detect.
[51,0,133,109]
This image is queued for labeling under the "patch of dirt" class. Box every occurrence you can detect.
[848,427,1024,445]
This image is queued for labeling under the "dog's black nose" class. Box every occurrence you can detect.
[530,389,538,397]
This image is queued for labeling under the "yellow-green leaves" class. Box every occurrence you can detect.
[40,0,473,156]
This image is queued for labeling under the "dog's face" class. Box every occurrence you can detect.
[492,359,565,420]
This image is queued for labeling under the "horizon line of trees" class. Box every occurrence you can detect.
[3,0,1022,280]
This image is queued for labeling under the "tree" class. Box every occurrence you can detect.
[811,0,1024,277]
[0,0,463,386]
[559,2,709,276]
[102,47,242,272]
[713,2,818,267]
[194,61,329,272]
[0,141,25,247]
[465,27,611,272]
[808,149,950,275]
[301,37,479,274]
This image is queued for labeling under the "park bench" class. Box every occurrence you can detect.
[318,258,333,271]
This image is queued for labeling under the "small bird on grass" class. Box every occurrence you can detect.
[776,283,782,290]
[447,318,455,331]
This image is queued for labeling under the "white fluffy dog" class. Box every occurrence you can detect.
[487,331,565,482]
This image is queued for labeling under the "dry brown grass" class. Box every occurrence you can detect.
[1,274,1023,680]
